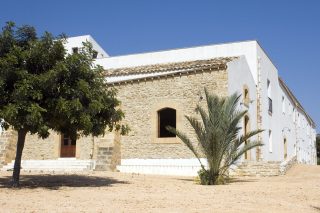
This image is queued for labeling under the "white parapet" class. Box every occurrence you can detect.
[116,158,208,176]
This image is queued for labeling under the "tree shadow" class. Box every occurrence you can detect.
[176,178,195,182]
[226,177,258,184]
[311,205,320,211]
[176,177,257,185]
[0,174,129,190]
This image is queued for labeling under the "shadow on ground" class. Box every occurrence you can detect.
[311,205,320,211]
[226,178,257,184]
[176,177,257,185]
[0,174,129,189]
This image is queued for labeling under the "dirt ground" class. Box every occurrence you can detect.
[0,164,319,213]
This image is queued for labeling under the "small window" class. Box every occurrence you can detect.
[243,85,250,106]
[158,108,176,138]
[269,130,272,153]
[283,138,287,159]
[267,80,272,114]
[92,50,98,59]
[267,79,271,98]
[72,47,79,54]
[292,108,295,122]
[282,96,285,114]
[63,134,76,145]
[63,136,69,146]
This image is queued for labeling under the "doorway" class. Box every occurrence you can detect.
[60,134,76,158]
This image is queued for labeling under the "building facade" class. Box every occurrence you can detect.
[0,36,317,175]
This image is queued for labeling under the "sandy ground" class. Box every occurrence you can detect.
[0,164,319,213]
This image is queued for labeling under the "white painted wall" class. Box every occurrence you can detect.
[256,45,316,164]
[227,56,258,161]
[65,35,108,58]
[65,35,316,169]
[117,158,208,176]
[95,40,259,82]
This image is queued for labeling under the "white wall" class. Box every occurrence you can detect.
[227,56,258,161]
[65,35,109,58]
[95,40,259,82]
[82,35,316,165]
[256,45,316,164]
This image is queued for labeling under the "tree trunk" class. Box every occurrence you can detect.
[11,129,27,187]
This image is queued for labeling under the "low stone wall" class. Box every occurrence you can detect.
[279,155,297,175]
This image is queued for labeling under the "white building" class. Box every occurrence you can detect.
[80,36,316,164]
[1,36,316,175]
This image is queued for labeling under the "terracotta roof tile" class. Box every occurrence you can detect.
[104,57,235,77]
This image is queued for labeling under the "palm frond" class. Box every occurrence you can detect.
[166,126,206,170]
[167,87,264,185]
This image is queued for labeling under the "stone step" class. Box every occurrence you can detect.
[232,161,281,177]
[1,159,95,172]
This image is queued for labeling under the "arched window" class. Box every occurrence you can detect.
[158,108,176,138]
[243,85,250,106]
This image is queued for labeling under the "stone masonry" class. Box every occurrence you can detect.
[0,68,228,170]
[0,129,17,168]
[114,69,228,159]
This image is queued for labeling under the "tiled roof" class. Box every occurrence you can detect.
[104,57,235,77]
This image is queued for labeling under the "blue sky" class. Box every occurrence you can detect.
[1,0,319,131]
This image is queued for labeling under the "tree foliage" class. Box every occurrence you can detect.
[0,22,128,186]
[167,88,263,185]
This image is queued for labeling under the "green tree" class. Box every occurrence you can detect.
[0,22,127,187]
[167,88,263,185]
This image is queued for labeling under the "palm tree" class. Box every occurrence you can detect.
[167,88,263,185]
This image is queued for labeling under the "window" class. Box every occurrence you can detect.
[282,96,285,114]
[63,135,69,146]
[293,108,295,122]
[92,50,98,59]
[267,79,271,98]
[158,108,176,138]
[283,138,287,159]
[269,130,272,153]
[63,134,76,145]
[72,47,79,54]
[267,80,272,114]
[243,85,250,106]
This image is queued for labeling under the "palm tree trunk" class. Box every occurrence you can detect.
[11,129,27,187]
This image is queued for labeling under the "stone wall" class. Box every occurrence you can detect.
[0,129,18,167]
[1,69,228,168]
[23,132,59,160]
[114,69,228,159]
[22,131,95,160]
[94,131,121,171]
[279,155,297,175]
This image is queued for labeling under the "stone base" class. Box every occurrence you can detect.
[2,158,95,172]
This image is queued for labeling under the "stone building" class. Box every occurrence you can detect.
[0,36,317,176]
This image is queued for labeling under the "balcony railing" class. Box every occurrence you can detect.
[268,97,273,114]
